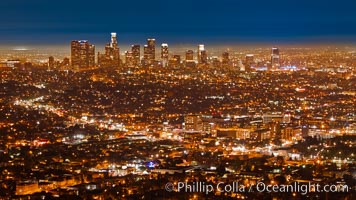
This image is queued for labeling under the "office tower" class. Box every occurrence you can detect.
[98,32,120,67]
[245,54,254,71]
[88,44,95,67]
[245,54,254,66]
[143,45,149,66]
[185,49,195,67]
[131,44,140,66]
[169,55,181,67]
[147,38,155,63]
[143,39,156,66]
[110,32,120,65]
[125,51,134,66]
[161,43,169,67]
[197,44,205,63]
[200,50,208,64]
[71,40,83,68]
[71,40,95,68]
[271,47,280,69]
[222,52,229,66]
[186,50,194,61]
[106,32,120,63]
[48,56,54,70]
[211,57,221,68]
[110,32,118,48]
[173,55,181,64]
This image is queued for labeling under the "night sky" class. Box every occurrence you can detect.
[0,0,355,45]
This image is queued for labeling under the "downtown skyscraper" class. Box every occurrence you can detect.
[185,50,195,67]
[143,38,156,66]
[271,47,280,69]
[71,40,95,69]
[131,44,140,66]
[98,32,120,67]
[161,43,169,67]
[197,44,208,64]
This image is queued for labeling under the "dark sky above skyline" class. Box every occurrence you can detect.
[0,0,355,46]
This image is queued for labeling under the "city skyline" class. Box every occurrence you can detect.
[0,1,355,199]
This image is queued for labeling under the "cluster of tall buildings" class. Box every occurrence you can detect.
[97,32,120,68]
[70,33,206,69]
[70,40,95,69]
[69,32,280,70]
[124,45,141,67]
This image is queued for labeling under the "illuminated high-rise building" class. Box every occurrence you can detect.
[98,32,120,67]
[245,54,254,65]
[211,57,221,68]
[88,45,95,66]
[173,55,181,64]
[131,44,140,66]
[125,51,134,66]
[143,45,149,66]
[107,32,120,64]
[197,44,205,63]
[200,50,208,64]
[222,52,229,66]
[185,49,195,67]
[143,38,156,66]
[186,50,194,61]
[148,38,155,63]
[110,32,118,48]
[48,56,54,70]
[271,47,280,69]
[161,43,169,67]
[245,54,254,71]
[71,40,95,68]
[169,55,181,67]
